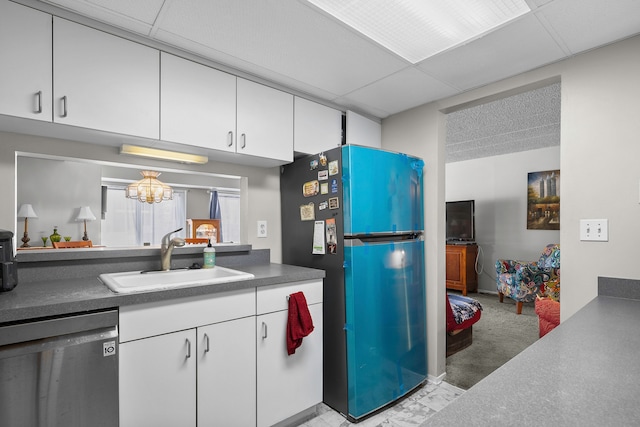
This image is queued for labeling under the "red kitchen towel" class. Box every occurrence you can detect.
[287,291,314,355]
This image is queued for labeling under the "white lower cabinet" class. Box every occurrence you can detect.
[120,329,197,427]
[198,317,256,427]
[256,280,324,427]
[118,281,322,427]
[120,317,255,427]
[257,303,323,427]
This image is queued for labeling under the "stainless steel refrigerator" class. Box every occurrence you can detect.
[281,145,427,421]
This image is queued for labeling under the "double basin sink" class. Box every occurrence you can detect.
[99,266,255,294]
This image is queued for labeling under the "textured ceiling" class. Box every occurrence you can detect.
[31,0,640,120]
[446,82,561,163]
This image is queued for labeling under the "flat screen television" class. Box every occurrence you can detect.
[446,200,475,243]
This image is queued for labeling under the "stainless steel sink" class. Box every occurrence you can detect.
[98,267,255,294]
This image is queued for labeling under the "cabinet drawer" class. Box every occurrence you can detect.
[120,288,255,342]
[256,280,323,315]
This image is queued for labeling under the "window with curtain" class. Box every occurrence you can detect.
[102,187,186,247]
[214,191,241,243]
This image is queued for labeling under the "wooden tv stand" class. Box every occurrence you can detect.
[446,243,478,296]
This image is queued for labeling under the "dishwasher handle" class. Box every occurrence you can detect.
[0,327,118,361]
[0,309,118,347]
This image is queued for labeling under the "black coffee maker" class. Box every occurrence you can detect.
[0,230,18,292]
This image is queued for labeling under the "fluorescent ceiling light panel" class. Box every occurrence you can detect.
[120,144,208,164]
[306,0,530,64]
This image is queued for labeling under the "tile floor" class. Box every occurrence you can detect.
[298,381,464,427]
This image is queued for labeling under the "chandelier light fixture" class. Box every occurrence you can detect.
[125,170,173,204]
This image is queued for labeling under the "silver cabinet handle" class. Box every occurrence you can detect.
[227,131,233,147]
[241,133,246,149]
[185,338,191,359]
[262,321,267,339]
[60,96,68,118]
[35,91,42,114]
[203,333,210,353]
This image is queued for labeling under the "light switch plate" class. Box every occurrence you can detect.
[257,220,267,238]
[580,219,608,241]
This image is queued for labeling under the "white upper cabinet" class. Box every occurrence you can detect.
[237,78,293,163]
[294,97,343,155]
[53,17,160,139]
[0,1,52,121]
[346,110,381,149]
[160,53,237,151]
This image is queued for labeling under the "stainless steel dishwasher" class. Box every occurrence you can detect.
[0,309,119,427]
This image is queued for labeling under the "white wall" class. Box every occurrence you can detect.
[0,131,283,261]
[382,105,447,381]
[446,146,560,293]
[383,34,640,379]
[560,35,640,318]
[18,156,102,244]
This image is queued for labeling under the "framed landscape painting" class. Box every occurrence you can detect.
[527,170,560,230]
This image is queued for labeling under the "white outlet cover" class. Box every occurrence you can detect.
[257,220,267,238]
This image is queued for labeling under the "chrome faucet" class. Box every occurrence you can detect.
[160,228,186,271]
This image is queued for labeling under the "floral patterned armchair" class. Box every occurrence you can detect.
[496,244,560,314]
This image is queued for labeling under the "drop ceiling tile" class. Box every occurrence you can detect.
[418,14,566,91]
[338,68,459,117]
[536,0,640,54]
[330,97,390,120]
[153,0,408,96]
[528,0,554,7]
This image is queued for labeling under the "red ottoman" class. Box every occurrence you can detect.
[535,297,560,338]
[446,294,482,357]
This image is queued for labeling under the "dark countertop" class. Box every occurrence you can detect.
[0,263,325,324]
[424,278,640,426]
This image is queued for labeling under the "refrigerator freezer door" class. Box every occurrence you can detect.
[342,146,424,235]
[343,239,427,419]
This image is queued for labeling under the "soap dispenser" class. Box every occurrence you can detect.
[203,239,216,268]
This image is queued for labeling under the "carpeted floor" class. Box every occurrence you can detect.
[445,291,539,390]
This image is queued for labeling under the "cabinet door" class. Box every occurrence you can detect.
[198,317,256,427]
[161,53,236,151]
[294,97,342,155]
[346,110,381,148]
[256,303,323,427]
[53,18,159,139]
[237,78,293,162]
[0,1,52,121]
[445,247,464,285]
[119,329,197,427]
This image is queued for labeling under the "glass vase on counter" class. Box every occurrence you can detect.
[50,227,62,243]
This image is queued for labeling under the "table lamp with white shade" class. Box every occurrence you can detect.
[76,206,96,241]
[17,204,38,248]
